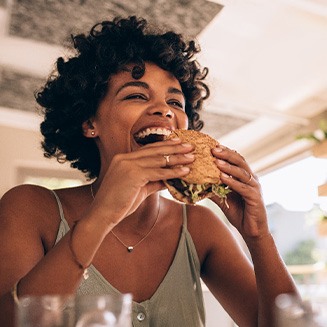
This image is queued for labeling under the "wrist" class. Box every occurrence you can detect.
[83,204,120,234]
[239,216,270,241]
[69,222,90,280]
[243,232,275,250]
[69,214,115,269]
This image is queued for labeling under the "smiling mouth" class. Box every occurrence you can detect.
[134,127,172,145]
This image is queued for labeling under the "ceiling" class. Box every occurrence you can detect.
[0,0,327,175]
[200,0,327,174]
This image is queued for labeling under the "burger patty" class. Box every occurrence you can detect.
[166,179,212,200]
[166,178,231,204]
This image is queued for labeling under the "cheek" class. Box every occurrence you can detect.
[176,111,189,129]
[109,110,136,132]
[109,114,136,147]
[106,130,131,156]
[108,121,130,143]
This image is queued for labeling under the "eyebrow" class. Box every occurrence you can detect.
[168,87,185,99]
[115,81,185,99]
[115,81,149,95]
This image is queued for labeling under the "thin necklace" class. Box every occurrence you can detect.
[90,184,160,253]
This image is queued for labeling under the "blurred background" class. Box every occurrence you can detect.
[0,0,327,325]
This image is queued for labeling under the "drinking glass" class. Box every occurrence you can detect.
[16,295,75,327]
[275,293,327,327]
[75,293,132,327]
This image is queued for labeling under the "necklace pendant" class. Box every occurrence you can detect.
[127,246,134,252]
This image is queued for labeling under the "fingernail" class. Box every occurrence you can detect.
[180,167,190,173]
[181,143,192,148]
[214,147,223,153]
[170,137,180,142]
[184,153,194,159]
[221,172,229,178]
[217,159,225,165]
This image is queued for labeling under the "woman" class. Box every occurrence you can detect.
[0,16,298,326]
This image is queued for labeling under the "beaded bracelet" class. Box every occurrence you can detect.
[69,222,89,280]
[10,223,89,307]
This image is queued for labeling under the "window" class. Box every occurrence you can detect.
[16,165,86,189]
[260,156,327,292]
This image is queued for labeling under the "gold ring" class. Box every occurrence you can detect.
[163,155,170,166]
[246,173,253,184]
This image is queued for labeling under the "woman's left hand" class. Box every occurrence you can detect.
[211,146,269,239]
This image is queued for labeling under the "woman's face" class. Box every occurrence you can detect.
[91,62,189,162]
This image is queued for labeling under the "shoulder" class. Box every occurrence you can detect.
[185,203,237,264]
[186,203,232,240]
[2,183,53,198]
[0,184,60,233]
[1,184,57,214]
[0,185,62,295]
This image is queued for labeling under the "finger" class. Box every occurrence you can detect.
[130,142,194,159]
[141,166,191,182]
[244,172,255,185]
[144,181,166,196]
[153,152,195,168]
[216,170,262,210]
[131,137,183,153]
[216,159,256,185]
[212,146,250,171]
[141,137,182,148]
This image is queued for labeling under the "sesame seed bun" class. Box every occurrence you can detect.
[163,129,222,204]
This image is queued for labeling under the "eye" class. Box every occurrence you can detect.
[124,93,148,101]
[168,99,185,111]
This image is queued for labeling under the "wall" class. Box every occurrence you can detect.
[0,123,85,197]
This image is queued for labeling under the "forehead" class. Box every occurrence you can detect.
[108,62,182,91]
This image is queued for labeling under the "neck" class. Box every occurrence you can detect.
[91,179,161,234]
[117,194,161,234]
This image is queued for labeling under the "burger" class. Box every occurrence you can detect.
[163,129,231,205]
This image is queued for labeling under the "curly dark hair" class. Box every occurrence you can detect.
[36,16,210,179]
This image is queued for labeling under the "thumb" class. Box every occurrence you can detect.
[145,181,166,197]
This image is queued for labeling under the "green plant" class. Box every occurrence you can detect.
[284,239,317,265]
[320,215,327,221]
[297,118,327,143]
[283,239,319,283]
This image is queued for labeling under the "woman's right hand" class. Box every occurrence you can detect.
[89,138,194,227]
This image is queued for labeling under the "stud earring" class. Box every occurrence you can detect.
[91,131,95,136]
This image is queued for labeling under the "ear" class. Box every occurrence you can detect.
[82,119,97,138]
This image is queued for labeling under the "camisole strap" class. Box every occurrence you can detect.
[49,189,70,232]
[182,204,188,228]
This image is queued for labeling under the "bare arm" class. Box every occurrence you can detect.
[0,139,192,295]
[199,145,299,327]
[190,205,259,326]
[243,233,298,326]
[0,185,112,327]
[0,138,195,325]
[200,218,297,326]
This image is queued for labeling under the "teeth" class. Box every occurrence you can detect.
[136,128,172,139]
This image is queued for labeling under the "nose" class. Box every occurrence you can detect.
[147,103,174,118]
